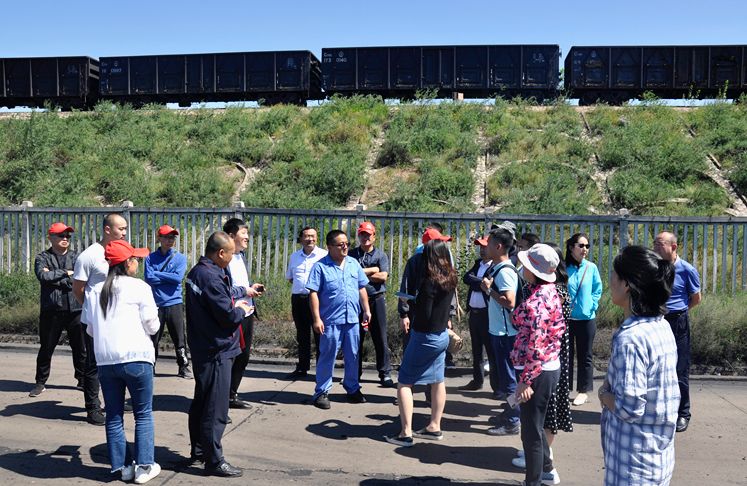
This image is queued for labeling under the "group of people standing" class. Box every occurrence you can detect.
[29,212,700,485]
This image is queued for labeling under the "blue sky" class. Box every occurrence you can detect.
[2,0,745,61]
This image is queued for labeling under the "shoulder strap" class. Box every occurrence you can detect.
[159,253,175,272]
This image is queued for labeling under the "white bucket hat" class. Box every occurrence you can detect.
[517,243,559,282]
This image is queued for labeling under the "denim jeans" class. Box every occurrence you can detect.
[98,361,155,471]
[491,334,519,424]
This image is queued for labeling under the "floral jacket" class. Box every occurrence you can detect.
[510,282,565,386]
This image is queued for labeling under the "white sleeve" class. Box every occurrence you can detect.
[73,252,90,281]
[138,281,161,335]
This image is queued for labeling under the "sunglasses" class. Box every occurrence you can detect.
[160,234,177,240]
[51,233,72,239]
[576,243,590,249]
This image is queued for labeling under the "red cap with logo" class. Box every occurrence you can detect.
[357,221,376,235]
[422,228,452,244]
[157,225,179,236]
[48,222,74,235]
[474,236,489,246]
[105,240,150,266]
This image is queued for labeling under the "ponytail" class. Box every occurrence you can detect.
[99,261,129,319]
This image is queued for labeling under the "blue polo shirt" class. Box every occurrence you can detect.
[306,255,368,326]
[666,258,701,312]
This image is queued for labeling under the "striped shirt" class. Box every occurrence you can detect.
[601,315,680,486]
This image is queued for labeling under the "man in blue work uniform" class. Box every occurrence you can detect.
[654,231,701,433]
[186,231,253,477]
[349,221,394,387]
[144,224,192,379]
[307,229,371,410]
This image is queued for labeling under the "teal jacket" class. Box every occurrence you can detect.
[567,259,603,320]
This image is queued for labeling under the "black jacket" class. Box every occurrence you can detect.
[462,258,495,311]
[34,248,81,313]
[185,256,246,362]
[397,252,456,320]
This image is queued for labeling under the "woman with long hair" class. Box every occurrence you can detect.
[511,243,565,486]
[86,240,161,483]
[599,245,678,485]
[386,239,457,447]
[564,233,603,406]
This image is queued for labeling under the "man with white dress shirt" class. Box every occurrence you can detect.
[285,227,327,378]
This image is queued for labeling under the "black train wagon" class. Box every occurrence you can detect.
[322,45,560,100]
[0,56,99,110]
[99,50,321,106]
[565,45,747,105]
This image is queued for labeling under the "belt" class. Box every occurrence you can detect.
[470,307,488,312]
[292,294,310,299]
[666,309,687,317]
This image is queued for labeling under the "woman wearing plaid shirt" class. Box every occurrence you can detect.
[599,246,680,486]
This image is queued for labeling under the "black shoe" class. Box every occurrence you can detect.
[226,415,233,424]
[458,380,483,391]
[676,417,689,432]
[178,364,193,379]
[124,400,133,413]
[380,376,396,388]
[29,384,45,397]
[313,392,331,409]
[206,460,243,477]
[346,390,367,404]
[286,369,308,380]
[75,380,84,391]
[87,408,105,426]
[229,398,252,409]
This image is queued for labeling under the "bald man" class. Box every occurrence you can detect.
[653,231,701,433]
[186,231,252,477]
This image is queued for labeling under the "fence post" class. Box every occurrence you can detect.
[233,201,245,219]
[122,201,134,243]
[21,200,33,273]
[618,209,630,249]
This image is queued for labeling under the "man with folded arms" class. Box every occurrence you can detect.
[186,231,252,477]
[30,222,86,398]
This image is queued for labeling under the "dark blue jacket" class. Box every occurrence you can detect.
[185,256,246,362]
[34,248,82,313]
[143,248,187,307]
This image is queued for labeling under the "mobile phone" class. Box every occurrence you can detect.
[256,284,265,292]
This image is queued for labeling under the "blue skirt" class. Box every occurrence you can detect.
[397,329,449,386]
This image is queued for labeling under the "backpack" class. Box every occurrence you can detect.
[489,261,527,330]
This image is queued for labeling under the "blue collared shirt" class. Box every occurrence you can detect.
[601,315,679,486]
[666,257,700,312]
[306,255,368,326]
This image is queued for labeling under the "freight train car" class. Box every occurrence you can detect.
[566,45,747,105]
[0,56,99,110]
[322,45,560,100]
[99,50,322,106]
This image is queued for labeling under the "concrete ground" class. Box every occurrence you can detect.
[0,344,745,485]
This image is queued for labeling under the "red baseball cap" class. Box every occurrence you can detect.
[422,228,452,244]
[474,236,489,246]
[157,225,179,236]
[105,240,150,266]
[357,221,376,235]
[48,222,74,235]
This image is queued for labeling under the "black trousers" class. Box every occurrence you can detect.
[467,308,498,391]
[520,369,560,486]
[665,310,691,420]
[230,314,255,400]
[151,303,189,364]
[80,323,102,411]
[189,354,233,467]
[568,318,596,392]
[291,294,319,372]
[35,309,86,386]
[358,294,392,379]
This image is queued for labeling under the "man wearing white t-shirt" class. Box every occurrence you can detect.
[72,213,128,425]
[285,227,327,378]
[223,218,264,411]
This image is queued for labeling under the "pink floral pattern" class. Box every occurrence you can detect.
[510,283,565,386]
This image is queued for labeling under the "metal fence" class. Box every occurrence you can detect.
[2,203,747,294]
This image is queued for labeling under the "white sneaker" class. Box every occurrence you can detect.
[572,393,589,406]
[542,468,561,485]
[121,463,135,481]
[515,447,552,460]
[483,361,490,373]
[512,455,526,469]
[134,463,161,484]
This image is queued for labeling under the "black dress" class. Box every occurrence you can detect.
[544,282,573,434]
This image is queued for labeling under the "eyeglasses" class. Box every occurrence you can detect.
[160,235,177,240]
[332,242,349,248]
[576,243,590,249]
[51,233,72,239]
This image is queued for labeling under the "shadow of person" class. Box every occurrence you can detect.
[245,367,295,381]
[393,443,518,474]
[151,393,193,413]
[0,399,86,422]
[0,379,46,393]
[569,409,602,425]
[0,444,112,481]
[89,443,196,475]
[305,417,399,442]
[359,477,516,486]
[238,389,316,406]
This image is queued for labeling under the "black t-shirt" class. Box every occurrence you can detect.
[412,279,454,334]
